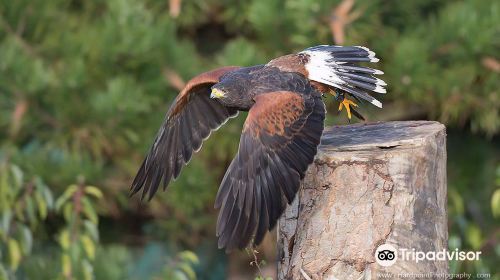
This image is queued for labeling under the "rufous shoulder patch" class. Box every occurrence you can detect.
[245,91,305,136]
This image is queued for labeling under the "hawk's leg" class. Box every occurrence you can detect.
[329,89,359,121]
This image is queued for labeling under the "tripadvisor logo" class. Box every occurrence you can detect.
[375,244,397,267]
[375,244,481,267]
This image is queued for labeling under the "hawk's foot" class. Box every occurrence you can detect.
[338,97,358,120]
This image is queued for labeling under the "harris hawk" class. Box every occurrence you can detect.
[131,45,386,251]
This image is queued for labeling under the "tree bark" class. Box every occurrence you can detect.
[277,121,447,280]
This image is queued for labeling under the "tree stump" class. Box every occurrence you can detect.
[277,121,447,280]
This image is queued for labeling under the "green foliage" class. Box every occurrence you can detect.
[385,0,499,135]
[255,277,273,280]
[0,0,498,278]
[158,250,199,280]
[93,246,133,280]
[492,167,500,218]
[55,179,102,280]
[446,132,499,276]
[0,162,53,276]
[0,162,200,280]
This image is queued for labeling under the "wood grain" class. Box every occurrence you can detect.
[277,121,447,280]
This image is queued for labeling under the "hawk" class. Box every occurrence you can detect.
[131,45,386,251]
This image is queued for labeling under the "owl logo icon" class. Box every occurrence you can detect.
[375,244,397,267]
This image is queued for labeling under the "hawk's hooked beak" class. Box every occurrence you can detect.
[211,88,226,99]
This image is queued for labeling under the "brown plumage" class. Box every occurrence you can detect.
[267,53,309,75]
[169,66,240,116]
[131,45,386,251]
[245,92,305,136]
[131,66,240,201]
[215,89,324,249]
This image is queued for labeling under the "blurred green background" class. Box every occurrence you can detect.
[0,0,499,279]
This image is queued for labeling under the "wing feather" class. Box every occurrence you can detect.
[131,66,240,200]
[216,89,325,251]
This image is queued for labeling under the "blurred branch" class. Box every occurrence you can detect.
[9,97,28,138]
[15,5,31,36]
[163,68,186,91]
[482,57,500,73]
[0,10,38,58]
[329,0,361,45]
[480,228,500,252]
[247,247,264,277]
[169,0,182,18]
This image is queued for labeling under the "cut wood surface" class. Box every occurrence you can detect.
[277,121,447,280]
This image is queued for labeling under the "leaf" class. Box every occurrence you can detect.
[62,204,74,223]
[82,197,98,224]
[83,220,99,242]
[466,224,483,250]
[10,165,23,189]
[62,254,72,277]
[14,201,25,222]
[84,186,103,199]
[491,189,500,218]
[496,166,500,187]
[7,238,21,270]
[42,184,54,209]
[34,191,48,219]
[173,270,189,280]
[0,171,9,213]
[69,245,81,264]
[449,190,464,215]
[82,260,93,280]
[0,210,12,237]
[55,184,78,211]
[59,230,71,250]
[178,251,199,265]
[25,196,37,227]
[19,225,33,254]
[80,234,96,260]
[0,264,8,280]
[35,177,54,209]
[177,263,196,280]
[448,235,462,250]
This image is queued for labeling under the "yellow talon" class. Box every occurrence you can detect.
[338,97,358,120]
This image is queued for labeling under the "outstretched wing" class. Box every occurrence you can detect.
[215,90,325,251]
[131,66,240,200]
